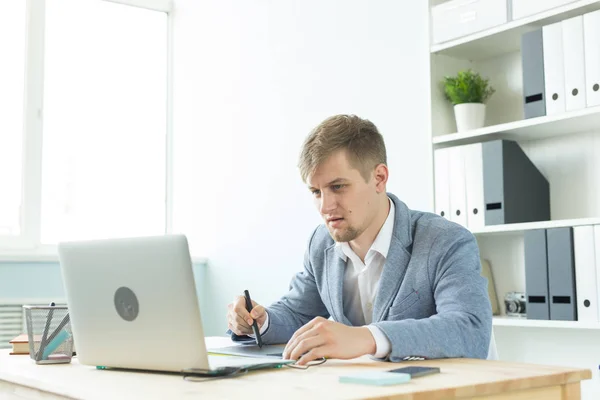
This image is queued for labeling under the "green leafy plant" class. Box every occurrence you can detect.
[442,69,495,105]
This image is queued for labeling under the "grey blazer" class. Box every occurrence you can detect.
[261,193,492,361]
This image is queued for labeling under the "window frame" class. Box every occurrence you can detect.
[0,0,174,260]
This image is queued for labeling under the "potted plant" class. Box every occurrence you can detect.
[442,69,495,132]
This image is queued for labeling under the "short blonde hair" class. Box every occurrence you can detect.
[298,114,387,183]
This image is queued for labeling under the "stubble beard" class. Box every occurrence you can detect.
[329,225,360,243]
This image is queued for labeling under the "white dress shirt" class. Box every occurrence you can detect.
[254,198,394,358]
[336,197,394,358]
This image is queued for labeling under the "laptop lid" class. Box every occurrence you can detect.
[58,234,211,372]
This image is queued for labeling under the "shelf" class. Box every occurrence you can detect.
[430,0,600,61]
[472,217,600,236]
[433,106,600,148]
[493,316,600,330]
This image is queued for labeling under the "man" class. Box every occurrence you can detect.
[227,114,492,365]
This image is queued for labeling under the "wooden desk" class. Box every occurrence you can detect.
[0,337,591,400]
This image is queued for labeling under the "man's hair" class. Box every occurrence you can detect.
[298,114,387,183]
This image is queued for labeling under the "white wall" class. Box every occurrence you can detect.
[172,0,432,334]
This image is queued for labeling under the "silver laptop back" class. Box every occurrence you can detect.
[58,234,210,372]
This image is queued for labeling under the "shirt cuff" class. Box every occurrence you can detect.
[366,325,391,358]
[248,311,269,337]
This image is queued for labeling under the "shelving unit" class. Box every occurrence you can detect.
[471,217,600,236]
[433,106,600,148]
[428,2,600,396]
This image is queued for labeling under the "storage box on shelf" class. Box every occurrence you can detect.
[512,0,579,21]
[431,0,509,45]
[430,0,600,60]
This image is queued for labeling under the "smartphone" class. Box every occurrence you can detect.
[388,366,440,378]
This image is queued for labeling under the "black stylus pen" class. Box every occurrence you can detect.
[244,290,263,348]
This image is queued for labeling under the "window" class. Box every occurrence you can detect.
[0,1,27,236]
[0,0,172,253]
[42,0,168,243]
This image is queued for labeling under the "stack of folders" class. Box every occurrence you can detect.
[525,226,600,322]
[521,10,600,119]
[434,139,550,231]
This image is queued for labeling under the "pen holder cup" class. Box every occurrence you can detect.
[24,305,73,365]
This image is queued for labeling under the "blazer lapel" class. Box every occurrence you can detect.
[372,237,412,322]
[325,245,352,325]
[372,193,414,322]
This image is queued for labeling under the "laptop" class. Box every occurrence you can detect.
[58,234,293,373]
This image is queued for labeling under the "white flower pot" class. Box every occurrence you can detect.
[453,103,486,132]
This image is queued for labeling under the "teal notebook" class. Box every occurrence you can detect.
[339,371,411,386]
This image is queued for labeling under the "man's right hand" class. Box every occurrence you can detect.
[227,296,267,336]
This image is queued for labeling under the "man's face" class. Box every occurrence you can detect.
[307,150,380,242]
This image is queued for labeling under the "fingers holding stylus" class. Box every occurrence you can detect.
[233,296,253,322]
[232,296,267,324]
[227,302,252,335]
[227,296,269,336]
[230,314,252,334]
[247,304,267,327]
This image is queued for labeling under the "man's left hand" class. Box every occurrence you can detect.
[282,316,376,365]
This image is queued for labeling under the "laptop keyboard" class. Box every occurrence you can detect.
[207,344,286,358]
[207,354,291,371]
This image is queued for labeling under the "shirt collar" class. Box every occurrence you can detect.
[335,197,395,262]
[369,197,395,259]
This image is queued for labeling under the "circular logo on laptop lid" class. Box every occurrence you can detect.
[114,287,139,321]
